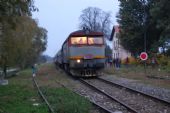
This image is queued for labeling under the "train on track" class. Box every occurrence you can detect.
[54,29,106,77]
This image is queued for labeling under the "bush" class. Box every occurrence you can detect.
[121,57,137,65]
[157,55,169,66]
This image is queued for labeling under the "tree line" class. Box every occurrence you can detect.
[0,0,47,77]
[79,1,170,57]
[79,7,113,58]
[117,0,170,56]
[79,7,112,40]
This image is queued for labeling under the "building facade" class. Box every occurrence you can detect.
[111,25,131,60]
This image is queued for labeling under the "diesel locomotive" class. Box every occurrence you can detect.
[54,29,106,77]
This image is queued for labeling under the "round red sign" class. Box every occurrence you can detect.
[140,52,148,61]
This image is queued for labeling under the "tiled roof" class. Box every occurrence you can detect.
[110,25,120,41]
[114,25,120,33]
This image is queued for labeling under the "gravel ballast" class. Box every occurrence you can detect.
[86,78,170,113]
[101,75,170,103]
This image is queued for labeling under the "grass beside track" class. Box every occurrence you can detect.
[41,87,92,113]
[104,65,170,89]
[0,69,48,113]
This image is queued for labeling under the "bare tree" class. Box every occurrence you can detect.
[79,7,112,39]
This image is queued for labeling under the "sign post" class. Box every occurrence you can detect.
[140,52,148,76]
[140,52,148,61]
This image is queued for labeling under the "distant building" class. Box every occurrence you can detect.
[111,25,131,60]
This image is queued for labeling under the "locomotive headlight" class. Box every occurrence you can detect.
[76,59,81,63]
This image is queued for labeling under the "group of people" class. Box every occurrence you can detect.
[107,58,122,68]
[107,56,158,69]
[107,57,130,69]
[113,58,121,68]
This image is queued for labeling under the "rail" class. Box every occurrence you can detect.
[79,78,138,113]
[55,80,114,113]
[97,77,170,105]
[32,77,55,113]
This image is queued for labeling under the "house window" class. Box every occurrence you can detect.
[116,33,119,38]
[114,40,118,50]
[116,40,118,49]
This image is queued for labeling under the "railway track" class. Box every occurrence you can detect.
[82,77,170,113]
[59,71,136,113]
[32,77,55,113]
[55,80,116,113]
[79,78,138,113]
[97,77,170,105]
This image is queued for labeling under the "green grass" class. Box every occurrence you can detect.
[41,87,92,113]
[103,65,170,89]
[0,69,48,113]
[104,65,170,77]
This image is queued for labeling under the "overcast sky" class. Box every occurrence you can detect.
[32,0,120,57]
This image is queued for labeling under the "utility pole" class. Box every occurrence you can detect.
[143,0,147,53]
[142,0,147,75]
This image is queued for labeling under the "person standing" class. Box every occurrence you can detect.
[118,58,121,68]
[125,57,129,67]
[115,58,119,69]
[151,57,156,68]
[32,64,37,77]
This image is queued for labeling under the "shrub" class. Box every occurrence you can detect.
[121,57,137,65]
[157,55,169,66]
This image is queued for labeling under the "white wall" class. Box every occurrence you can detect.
[112,26,131,60]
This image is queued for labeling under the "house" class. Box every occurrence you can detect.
[111,25,131,61]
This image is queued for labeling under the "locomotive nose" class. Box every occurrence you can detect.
[83,60,94,68]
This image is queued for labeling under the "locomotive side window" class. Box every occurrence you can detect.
[71,37,87,45]
[88,37,103,45]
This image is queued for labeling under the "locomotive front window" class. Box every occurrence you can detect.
[88,37,103,45]
[71,37,87,45]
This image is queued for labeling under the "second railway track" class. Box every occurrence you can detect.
[79,78,138,113]
[32,77,55,113]
[81,77,170,113]
[97,77,170,105]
